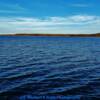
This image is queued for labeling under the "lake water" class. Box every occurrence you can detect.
[0,36,100,99]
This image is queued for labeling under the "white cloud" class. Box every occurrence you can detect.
[0,15,100,34]
[70,4,91,7]
[69,15,96,22]
[0,3,28,14]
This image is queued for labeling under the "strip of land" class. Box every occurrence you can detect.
[0,33,100,37]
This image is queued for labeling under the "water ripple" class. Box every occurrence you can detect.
[0,36,100,99]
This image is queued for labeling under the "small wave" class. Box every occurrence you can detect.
[0,36,100,99]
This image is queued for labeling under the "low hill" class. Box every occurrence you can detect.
[0,33,100,37]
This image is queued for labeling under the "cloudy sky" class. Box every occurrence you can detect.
[0,0,100,34]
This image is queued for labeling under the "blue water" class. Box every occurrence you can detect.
[0,36,100,99]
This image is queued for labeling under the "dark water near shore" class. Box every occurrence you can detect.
[0,36,100,99]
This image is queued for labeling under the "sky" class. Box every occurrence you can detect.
[0,0,100,34]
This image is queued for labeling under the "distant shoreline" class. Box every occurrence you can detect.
[0,33,100,37]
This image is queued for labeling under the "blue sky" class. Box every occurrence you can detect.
[0,0,100,34]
